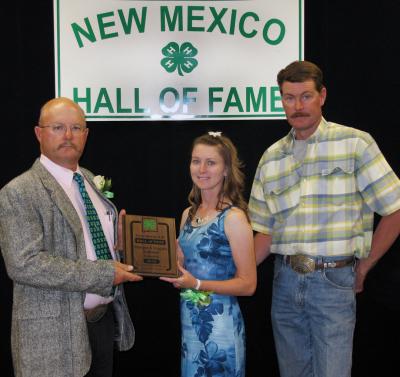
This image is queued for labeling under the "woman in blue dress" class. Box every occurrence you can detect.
[160,132,256,377]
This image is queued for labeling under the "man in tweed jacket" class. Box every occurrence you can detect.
[0,97,142,377]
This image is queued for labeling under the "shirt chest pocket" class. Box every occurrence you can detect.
[317,161,356,206]
[264,174,300,220]
[321,161,354,176]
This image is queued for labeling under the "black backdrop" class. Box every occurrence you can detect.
[1,1,400,376]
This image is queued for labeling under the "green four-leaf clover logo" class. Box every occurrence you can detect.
[161,42,198,76]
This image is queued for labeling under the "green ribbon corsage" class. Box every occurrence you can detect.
[180,289,213,306]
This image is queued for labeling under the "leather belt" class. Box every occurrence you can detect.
[84,304,109,323]
[282,254,354,274]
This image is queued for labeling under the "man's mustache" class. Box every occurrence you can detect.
[291,112,309,118]
[58,142,77,150]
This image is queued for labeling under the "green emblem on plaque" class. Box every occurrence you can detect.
[143,218,157,232]
[161,42,198,76]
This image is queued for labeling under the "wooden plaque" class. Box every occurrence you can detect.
[123,214,178,277]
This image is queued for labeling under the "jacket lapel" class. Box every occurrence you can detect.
[32,159,84,244]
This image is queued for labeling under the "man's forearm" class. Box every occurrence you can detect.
[254,232,272,265]
[366,209,400,268]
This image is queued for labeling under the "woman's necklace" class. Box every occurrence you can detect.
[193,214,209,226]
[193,202,222,226]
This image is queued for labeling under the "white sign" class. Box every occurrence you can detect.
[54,0,304,121]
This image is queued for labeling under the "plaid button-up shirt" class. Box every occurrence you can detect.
[249,118,400,258]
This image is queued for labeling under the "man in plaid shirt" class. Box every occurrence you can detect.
[248,60,400,377]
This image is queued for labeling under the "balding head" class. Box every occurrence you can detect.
[39,97,86,126]
[35,97,88,171]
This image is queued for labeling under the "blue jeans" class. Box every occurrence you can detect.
[271,255,356,377]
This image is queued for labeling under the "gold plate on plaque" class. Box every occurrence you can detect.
[123,214,178,277]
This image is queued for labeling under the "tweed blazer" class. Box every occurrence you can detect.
[0,159,135,377]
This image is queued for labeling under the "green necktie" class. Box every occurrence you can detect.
[73,173,113,260]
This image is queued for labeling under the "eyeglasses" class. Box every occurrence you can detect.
[38,124,87,135]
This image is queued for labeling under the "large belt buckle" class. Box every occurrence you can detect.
[290,255,315,274]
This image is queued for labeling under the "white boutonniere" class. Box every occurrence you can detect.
[93,175,114,199]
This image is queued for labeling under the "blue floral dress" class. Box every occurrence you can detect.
[178,206,245,377]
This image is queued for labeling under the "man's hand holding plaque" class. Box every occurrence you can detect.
[122,214,179,277]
